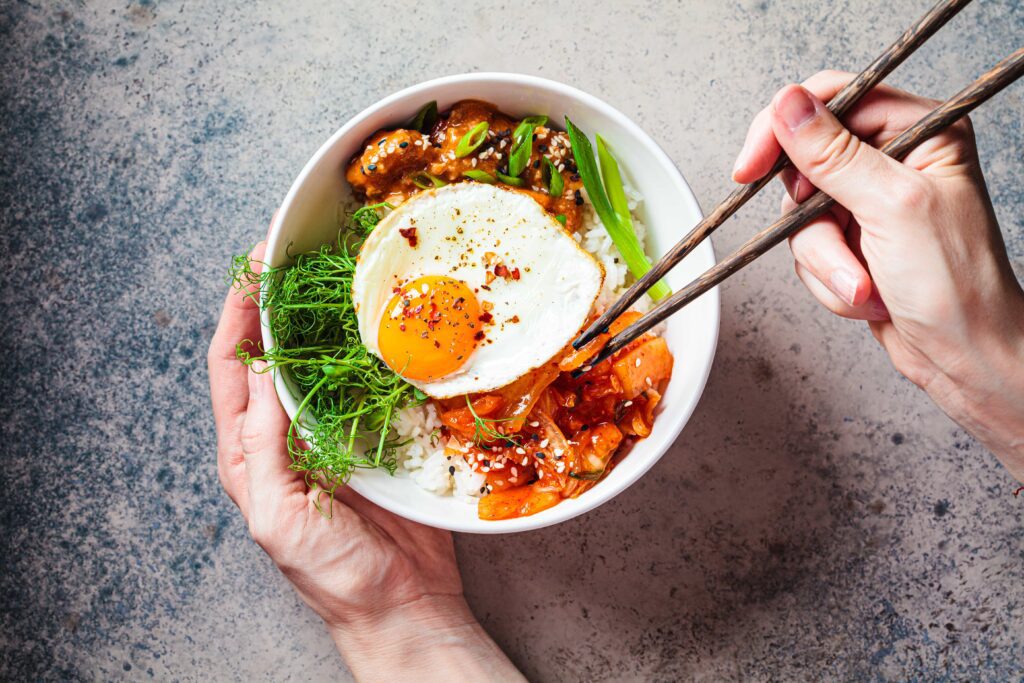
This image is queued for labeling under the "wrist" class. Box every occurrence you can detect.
[328,594,523,682]
[937,287,1024,479]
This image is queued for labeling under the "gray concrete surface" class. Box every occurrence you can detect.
[2,1,1022,680]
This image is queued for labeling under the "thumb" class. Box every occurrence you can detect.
[240,361,307,515]
[770,85,912,217]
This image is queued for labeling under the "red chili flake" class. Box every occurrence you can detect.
[453,296,465,311]
[478,312,493,324]
[392,286,403,295]
[399,323,406,332]
[434,340,441,348]
[1014,486,1024,497]
[508,315,520,323]
[426,303,442,330]
[510,267,521,281]
[399,227,418,247]
[494,264,510,279]
[473,331,485,341]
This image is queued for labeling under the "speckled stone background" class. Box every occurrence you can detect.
[2,0,1022,680]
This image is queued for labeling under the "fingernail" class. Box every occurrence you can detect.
[829,268,859,306]
[775,87,817,131]
[732,142,751,180]
[249,360,267,397]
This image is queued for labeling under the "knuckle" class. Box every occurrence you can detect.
[892,176,933,215]
[239,425,265,456]
[810,128,861,177]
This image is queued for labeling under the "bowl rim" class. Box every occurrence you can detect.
[264,71,720,533]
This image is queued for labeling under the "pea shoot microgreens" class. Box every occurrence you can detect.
[230,201,423,511]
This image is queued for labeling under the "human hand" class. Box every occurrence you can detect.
[732,70,1024,478]
[208,240,524,681]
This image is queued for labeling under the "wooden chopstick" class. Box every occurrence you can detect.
[573,0,973,350]
[573,46,1024,377]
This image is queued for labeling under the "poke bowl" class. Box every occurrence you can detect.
[260,72,719,533]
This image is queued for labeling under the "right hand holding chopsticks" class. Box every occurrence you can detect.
[732,69,1024,480]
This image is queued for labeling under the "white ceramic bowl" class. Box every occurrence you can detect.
[264,73,719,534]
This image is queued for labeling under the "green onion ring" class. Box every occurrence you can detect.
[463,169,496,184]
[409,171,446,190]
[507,115,549,177]
[455,122,489,158]
[542,157,564,197]
[495,170,525,187]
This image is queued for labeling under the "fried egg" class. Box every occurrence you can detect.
[352,183,604,398]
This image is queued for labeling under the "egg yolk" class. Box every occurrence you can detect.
[378,276,483,381]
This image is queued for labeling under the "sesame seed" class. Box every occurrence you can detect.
[448,465,455,475]
[529,421,540,427]
[646,377,653,387]
[635,357,642,367]
[623,400,633,407]
[399,141,409,148]
[515,447,526,455]
[540,439,549,448]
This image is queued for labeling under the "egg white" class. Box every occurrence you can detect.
[352,183,604,398]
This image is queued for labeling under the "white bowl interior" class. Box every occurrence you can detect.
[264,73,719,533]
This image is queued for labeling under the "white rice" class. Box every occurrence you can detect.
[392,187,656,500]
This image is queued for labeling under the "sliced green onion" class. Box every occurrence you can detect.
[455,122,489,158]
[565,117,671,301]
[409,101,438,133]
[409,171,446,190]
[495,170,525,187]
[542,157,564,197]
[554,213,567,225]
[463,169,496,184]
[508,115,549,177]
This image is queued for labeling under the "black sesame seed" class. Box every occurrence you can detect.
[480,486,487,494]
[536,452,546,459]
[574,189,583,205]
[539,144,548,152]
[367,163,377,171]
[580,424,589,432]
[532,159,540,169]
[482,459,491,467]
[378,138,386,145]
[448,465,455,475]
[399,141,409,148]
